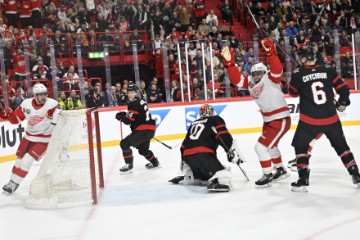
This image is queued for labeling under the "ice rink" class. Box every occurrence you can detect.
[1,127,360,240]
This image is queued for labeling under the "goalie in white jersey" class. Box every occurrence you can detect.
[221,38,291,187]
[0,83,61,194]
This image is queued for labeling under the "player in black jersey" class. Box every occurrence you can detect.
[169,104,239,192]
[115,84,159,173]
[289,45,360,192]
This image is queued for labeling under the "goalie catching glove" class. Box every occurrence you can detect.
[115,111,127,121]
[261,38,277,56]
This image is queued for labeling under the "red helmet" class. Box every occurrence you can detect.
[199,104,215,117]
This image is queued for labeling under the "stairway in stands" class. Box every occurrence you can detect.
[204,0,267,63]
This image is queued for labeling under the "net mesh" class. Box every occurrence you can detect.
[25,109,99,209]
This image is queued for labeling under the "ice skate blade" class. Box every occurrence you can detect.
[119,170,134,175]
[273,173,291,182]
[291,186,308,192]
[207,188,230,193]
[255,182,272,188]
[146,165,162,170]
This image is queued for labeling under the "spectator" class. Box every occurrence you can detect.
[341,52,354,78]
[218,0,233,24]
[286,21,299,39]
[8,88,23,111]
[147,83,162,103]
[67,90,82,110]
[139,80,148,101]
[244,57,254,76]
[58,91,68,110]
[206,10,218,28]
[32,57,49,79]
[87,87,103,108]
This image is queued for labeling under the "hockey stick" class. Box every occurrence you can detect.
[154,137,172,149]
[245,3,301,67]
[211,127,250,181]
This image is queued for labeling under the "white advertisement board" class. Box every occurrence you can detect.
[1,93,360,162]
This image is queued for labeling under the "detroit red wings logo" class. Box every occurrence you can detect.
[28,115,46,126]
[251,83,265,99]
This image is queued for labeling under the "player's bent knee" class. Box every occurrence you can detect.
[19,153,36,172]
[255,142,270,160]
[120,139,131,150]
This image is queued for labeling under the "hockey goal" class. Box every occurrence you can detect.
[25,108,104,209]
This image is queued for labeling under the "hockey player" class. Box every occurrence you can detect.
[289,44,360,192]
[169,104,237,192]
[0,83,61,194]
[221,38,291,187]
[115,84,159,173]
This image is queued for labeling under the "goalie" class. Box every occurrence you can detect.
[169,104,242,192]
[221,38,291,187]
[0,83,61,194]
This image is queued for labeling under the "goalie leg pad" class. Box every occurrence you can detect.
[208,168,232,189]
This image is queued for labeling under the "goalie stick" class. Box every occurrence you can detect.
[211,127,250,181]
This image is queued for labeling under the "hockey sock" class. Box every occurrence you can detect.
[296,153,309,169]
[340,150,356,169]
[11,154,35,184]
[144,150,156,161]
[122,149,133,164]
[260,159,272,174]
[271,157,283,168]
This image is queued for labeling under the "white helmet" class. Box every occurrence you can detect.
[250,62,267,75]
[32,83,48,96]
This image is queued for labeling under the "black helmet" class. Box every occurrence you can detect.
[298,42,316,61]
[127,84,138,93]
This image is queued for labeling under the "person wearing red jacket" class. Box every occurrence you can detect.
[3,0,19,28]
[19,0,32,28]
[30,0,42,28]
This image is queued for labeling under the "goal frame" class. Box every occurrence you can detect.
[87,108,104,204]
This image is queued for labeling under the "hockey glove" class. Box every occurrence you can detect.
[261,38,277,56]
[115,111,127,121]
[336,101,347,112]
[227,149,236,163]
[0,107,13,120]
[221,46,235,68]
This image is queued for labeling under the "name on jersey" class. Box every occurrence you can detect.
[302,73,327,82]
[192,118,208,126]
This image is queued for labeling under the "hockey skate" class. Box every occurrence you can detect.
[255,173,273,188]
[2,180,19,194]
[291,168,310,192]
[273,167,290,182]
[119,163,134,175]
[145,158,160,169]
[348,165,360,188]
[287,158,297,171]
[169,176,185,184]
[207,179,230,192]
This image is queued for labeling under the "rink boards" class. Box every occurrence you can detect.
[1,92,360,163]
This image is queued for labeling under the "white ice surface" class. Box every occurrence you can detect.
[1,127,360,240]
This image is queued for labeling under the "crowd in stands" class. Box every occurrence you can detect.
[0,0,359,109]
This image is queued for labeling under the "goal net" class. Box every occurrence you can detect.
[25,108,104,209]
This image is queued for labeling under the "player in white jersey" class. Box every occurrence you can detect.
[221,38,291,187]
[0,83,61,194]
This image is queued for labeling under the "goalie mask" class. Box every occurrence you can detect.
[32,83,48,105]
[250,62,267,83]
[199,104,215,117]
